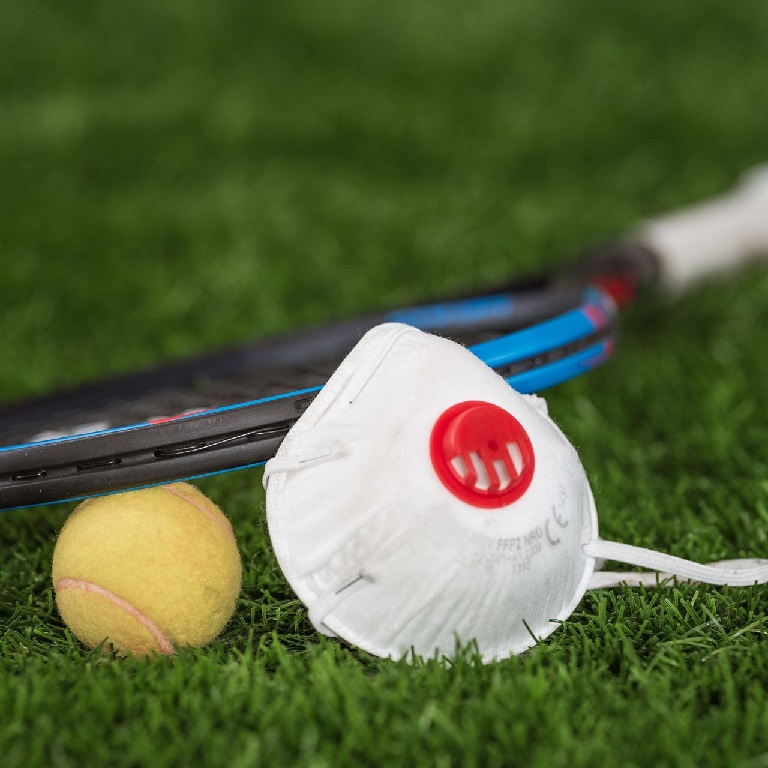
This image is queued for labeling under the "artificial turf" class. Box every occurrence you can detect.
[2,0,768,765]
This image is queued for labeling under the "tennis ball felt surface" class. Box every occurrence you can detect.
[52,483,242,656]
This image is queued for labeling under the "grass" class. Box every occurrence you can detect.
[2,0,768,765]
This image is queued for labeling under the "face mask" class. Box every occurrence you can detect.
[264,324,768,663]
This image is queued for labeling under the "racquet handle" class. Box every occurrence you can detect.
[635,165,768,292]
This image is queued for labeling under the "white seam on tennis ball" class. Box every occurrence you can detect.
[55,578,175,654]
[162,485,234,539]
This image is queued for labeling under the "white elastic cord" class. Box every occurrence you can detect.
[585,539,768,587]
[307,573,373,636]
[263,443,343,489]
[588,559,768,589]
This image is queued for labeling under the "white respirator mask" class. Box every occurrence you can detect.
[264,324,768,662]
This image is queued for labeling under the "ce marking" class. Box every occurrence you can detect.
[545,506,569,546]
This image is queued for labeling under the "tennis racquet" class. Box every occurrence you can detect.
[1,166,766,511]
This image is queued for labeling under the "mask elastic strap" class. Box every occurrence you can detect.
[307,572,373,637]
[584,539,768,587]
[263,443,343,489]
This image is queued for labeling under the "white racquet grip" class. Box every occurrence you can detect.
[635,165,768,292]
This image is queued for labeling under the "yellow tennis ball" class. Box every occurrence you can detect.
[52,483,242,657]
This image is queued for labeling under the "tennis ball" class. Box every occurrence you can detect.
[52,483,242,657]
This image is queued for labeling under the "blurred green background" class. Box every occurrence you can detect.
[1,1,768,766]
[2,0,765,397]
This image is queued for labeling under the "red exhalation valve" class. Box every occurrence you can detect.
[430,401,535,508]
